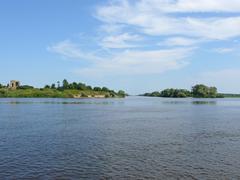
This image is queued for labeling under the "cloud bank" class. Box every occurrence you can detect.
[49,0,240,78]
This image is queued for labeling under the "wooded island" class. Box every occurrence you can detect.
[142,84,240,98]
[0,79,126,98]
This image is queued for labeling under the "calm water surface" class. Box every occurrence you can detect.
[1,97,240,179]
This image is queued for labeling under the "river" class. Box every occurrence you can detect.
[0,97,240,179]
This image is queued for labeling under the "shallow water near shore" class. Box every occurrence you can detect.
[1,96,240,179]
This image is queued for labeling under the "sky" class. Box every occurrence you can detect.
[1,0,240,94]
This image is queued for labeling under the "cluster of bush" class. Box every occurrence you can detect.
[143,84,223,98]
[43,79,126,97]
[0,83,6,89]
[0,80,126,98]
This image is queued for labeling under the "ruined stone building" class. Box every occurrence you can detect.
[9,80,20,90]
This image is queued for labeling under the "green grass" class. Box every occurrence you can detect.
[0,88,124,98]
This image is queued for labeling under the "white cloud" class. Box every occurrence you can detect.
[99,24,124,34]
[48,0,240,80]
[160,37,201,46]
[48,39,194,76]
[213,48,235,54]
[48,40,194,76]
[138,0,240,13]
[100,33,141,48]
[74,48,193,75]
[47,40,102,61]
[96,0,240,40]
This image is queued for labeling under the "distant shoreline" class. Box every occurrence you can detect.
[0,89,126,98]
[139,95,240,98]
[0,79,126,98]
[141,84,240,98]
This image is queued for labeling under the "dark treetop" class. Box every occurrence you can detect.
[141,84,238,98]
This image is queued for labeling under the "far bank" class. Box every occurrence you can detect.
[0,79,126,98]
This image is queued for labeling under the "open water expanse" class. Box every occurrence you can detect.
[1,97,240,179]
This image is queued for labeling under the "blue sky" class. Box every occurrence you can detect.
[1,0,240,94]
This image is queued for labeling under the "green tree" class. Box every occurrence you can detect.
[0,83,2,89]
[44,85,50,89]
[161,89,175,97]
[72,82,78,89]
[93,87,102,91]
[118,90,126,97]
[77,83,87,90]
[102,87,109,92]
[86,85,92,90]
[68,83,74,89]
[145,88,191,98]
[208,87,218,98]
[62,79,69,89]
[51,84,56,89]
[192,84,208,98]
[150,91,161,97]
[192,84,218,98]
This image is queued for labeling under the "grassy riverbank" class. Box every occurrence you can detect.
[0,88,125,98]
[0,80,126,98]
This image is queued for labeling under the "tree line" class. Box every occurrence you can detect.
[0,80,126,98]
[142,84,223,98]
[43,79,126,96]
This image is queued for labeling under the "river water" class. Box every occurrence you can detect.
[0,97,240,179]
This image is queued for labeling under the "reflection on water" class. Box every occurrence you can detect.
[0,97,240,179]
[192,100,217,105]
[162,100,189,105]
[0,100,115,105]
[0,98,218,106]
[154,98,217,105]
